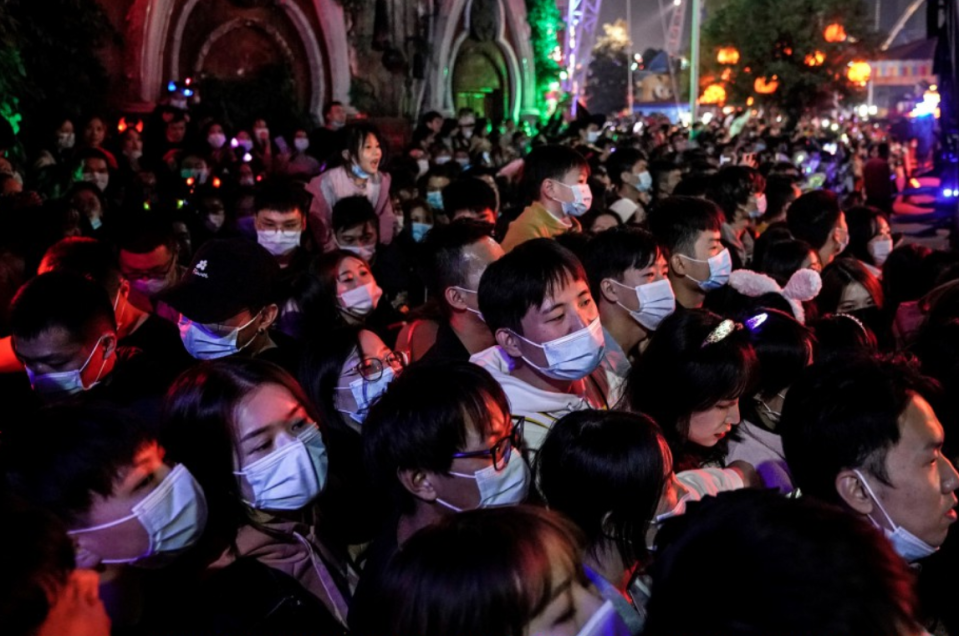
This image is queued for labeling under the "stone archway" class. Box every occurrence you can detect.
[451,40,508,121]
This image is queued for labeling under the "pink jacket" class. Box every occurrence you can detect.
[305,166,395,252]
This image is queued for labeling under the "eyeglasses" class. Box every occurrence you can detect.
[452,415,526,471]
[346,351,409,381]
[121,255,177,281]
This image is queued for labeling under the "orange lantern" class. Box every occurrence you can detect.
[846,61,871,85]
[805,50,826,66]
[824,23,847,43]
[717,47,740,65]
[721,68,732,81]
[746,97,755,106]
[754,76,779,94]
[700,84,727,105]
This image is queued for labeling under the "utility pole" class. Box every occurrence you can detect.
[689,0,701,132]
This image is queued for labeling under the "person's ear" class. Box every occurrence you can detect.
[341,149,351,162]
[445,286,468,311]
[496,328,523,358]
[670,252,687,276]
[541,178,556,201]
[257,304,279,332]
[836,469,874,516]
[299,214,308,232]
[620,171,634,186]
[118,277,131,299]
[100,333,118,360]
[599,278,621,304]
[398,468,438,503]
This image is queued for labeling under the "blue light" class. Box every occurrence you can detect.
[183,89,194,97]
[167,81,177,93]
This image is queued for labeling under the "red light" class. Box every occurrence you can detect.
[117,118,127,133]
[213,177,221,188]
[910,178,921,189]
[256,175,263,182]
[186,177,195,186]
[185,77,192,85]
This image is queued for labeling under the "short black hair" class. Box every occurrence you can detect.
[478,238,588,335]
[740,307,815,415]
[536,410,667,569]
[764,174,799,220]
[520,144,590,204]
[624,308,757,470]
[645,490,919,636]
[421,219,496,309]
[606,147,646,187]
[332,195,378,235]
[254,179,307,217]
[817,258,884,315]
[647,196,724,256]
[39,237,122,295]
[116,215,178,255]
[10,271,116,343]
[363,361,510,514]
[844,206,887,266]
[582,226,660,300]
[705,166,765,223]
[672,172,711,197]
[323,100,343,117]
[787,190,842,250]
[3,404,152,526]
[758,237,816,287]
[442,178,496,217]
[780,354,936,503]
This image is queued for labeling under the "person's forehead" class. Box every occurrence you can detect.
[358,329,390,357]
[896,393,944,450]
[257,207,302,219]
[84,158,108,170]
[338,256,367,274]
[537,276,589,307]
[341,222,375,235]
[120,246,172,268]
[16,326,84,354]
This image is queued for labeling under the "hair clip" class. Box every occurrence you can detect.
[744,312,768,332]
[835,312,867,336]
[702,319,741,348]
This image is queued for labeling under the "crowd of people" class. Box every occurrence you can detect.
[2,91,959,636]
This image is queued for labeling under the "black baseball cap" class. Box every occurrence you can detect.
[160,238,280,324]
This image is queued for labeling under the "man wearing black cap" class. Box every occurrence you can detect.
[162,238,298,371]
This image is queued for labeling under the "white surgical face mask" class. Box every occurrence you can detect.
[257,229,302,257]
[634,170,653,192]
[336,366,396,422]
[338,281,383,317]
[58,132,76,149]
[234,425,328,511]
[610,278,676,331]
[680,248,733,291]
[68,464,207,565]
[294,137,310,152]
[868,237,894,267]
[587,130,601,144]
[336,241,377,263]
[551,181,593,217]
[83,172,109,192]
[854,469,938,562]
[132,277,171,299]
[512,317,605,381]
[177,313,260,360]
[426,191,444,210]
[208,133,227,149]
[436,448,530,512]
[26,336,108,398]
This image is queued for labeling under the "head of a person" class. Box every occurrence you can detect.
[648,196,725,292]
[422,110,444,134]
[606,147,649,192]
[479,239,601,377]
[583,210,622,234]
[400,197,433,240]
[10,272,118,401]
[537,410,668,570]
[37,237,132,326]
[204,121,227,149]
[332,195,378,256]
[371,506,606,636]
[781,354,959,553]
[300,250,380,335]
[644,490,921,636]
[422,219,503,320]
[55,117,76,149]
[4,404,206,569]
[298,325,404,432]
[740,308,816,428]
[705,166,766,227]
[787,190,847,267]
[757,237,821,287]
[649,160,683,198]
[818,257,884,315]
[442,177,498,225]
[120,127,143,160]
[78,149,111,193]
[845,206,893,268]
[584,226,672,333]
[82,116,107,148]
[877,142,891,160]
[763,174,802,223]
[0,497,110,636]
[253,179,307,255]
[164,111,188,144]
[162,358,327,548]
[882,244,933,311]
[521,144,590,207]
[324,100,347,129]
[117,216,181,301]
[363,361,523,515]
[343,123,385,175]
[161,238,280,360]
[625,309,757,469]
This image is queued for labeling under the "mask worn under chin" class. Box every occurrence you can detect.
[351,163,371,180]
[178,313,260,360]
[257,230,302,257]
[338,281,383,317]
[26,336,109,398]
[68,464,208,565]
[552,181,593,217]
[336,366,396,423]
[435,448,530,512]
[511,317,606,381]
[234,425,329,510]
[854,469,938,562]
[610,278,676,331]
[680,249,733,291]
